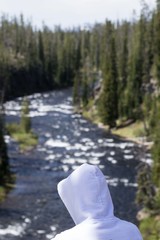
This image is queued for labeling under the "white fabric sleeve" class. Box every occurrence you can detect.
[51,233,62,240]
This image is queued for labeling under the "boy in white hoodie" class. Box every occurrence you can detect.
[52,163,143,240]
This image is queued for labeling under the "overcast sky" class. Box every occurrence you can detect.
[0,0,156,29]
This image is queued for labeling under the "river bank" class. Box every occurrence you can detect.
[81,102,153,149]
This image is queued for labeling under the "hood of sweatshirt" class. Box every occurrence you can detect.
[57,163,114,225]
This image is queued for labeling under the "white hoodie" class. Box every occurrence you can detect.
[52,163,143,240]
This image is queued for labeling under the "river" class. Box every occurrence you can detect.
[0,88,151,240]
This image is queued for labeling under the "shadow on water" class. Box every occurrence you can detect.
[0,88,150,240]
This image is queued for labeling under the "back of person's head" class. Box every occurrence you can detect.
[53,163,143,240]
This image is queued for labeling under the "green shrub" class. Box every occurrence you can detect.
[140,216,160,240]
[6,124,38,152]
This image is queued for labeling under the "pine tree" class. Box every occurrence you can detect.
[99,22,118,128]
[38,30,46,88]
[89,24,101,70]
[0,115,9,184]
[152,133,160,189]
[0,67,9,184]
[157,0,160,11]
[73,72,81,106]
[82,76,89,107]
[118,22,129,118]
[74,30,82,72]
[125,16,145,119]
[151,105,160,188]
[136,164,155,210]
[21,98,31,133]
[154,0,160,85]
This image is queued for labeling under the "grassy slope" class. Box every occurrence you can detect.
[82,101,148,143]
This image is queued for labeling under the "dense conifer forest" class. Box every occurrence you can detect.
[0,1,160,238]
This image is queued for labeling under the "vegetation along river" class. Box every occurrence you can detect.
[0,88,152,240]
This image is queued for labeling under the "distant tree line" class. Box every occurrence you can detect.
[0,15,81,100]
[0,0,160,227]
[73,3,159,126]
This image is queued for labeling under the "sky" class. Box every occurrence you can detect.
[0,0,156,29]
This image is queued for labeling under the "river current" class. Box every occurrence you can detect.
[0,88,152,240]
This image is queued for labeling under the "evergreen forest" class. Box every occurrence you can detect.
[0,1,160,239]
